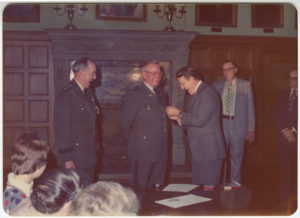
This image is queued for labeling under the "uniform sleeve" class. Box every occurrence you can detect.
[120,91,140,139]
[54,91,74,163]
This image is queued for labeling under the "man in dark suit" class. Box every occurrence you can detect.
[120,61,168,192]
[166,67,225,189]
[274,69,297,204]
[213,60,255,188]
[54,57,100,187]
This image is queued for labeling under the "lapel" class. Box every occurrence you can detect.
[71,80,95,113]
[235,78,241,100]
[141,82,158,101]
[188,81,206,109]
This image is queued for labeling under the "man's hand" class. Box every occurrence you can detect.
[246,131,255,144]
[65,161,76,170]
[281,128,296,143]
[166,106,181,118]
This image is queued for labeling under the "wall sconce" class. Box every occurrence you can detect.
[153,4,186,32]
[53,4,88,30]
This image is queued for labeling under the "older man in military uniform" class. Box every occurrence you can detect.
[121,61,168,193]
[54,57,100,187]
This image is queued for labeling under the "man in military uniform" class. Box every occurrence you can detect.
[120,61,168,193]
[54,57,99,187]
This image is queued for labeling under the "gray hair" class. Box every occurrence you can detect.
[69,181,140,216]
[142,60,160,72]
[71,57,93,74]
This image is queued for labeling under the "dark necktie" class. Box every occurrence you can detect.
[84,89,90,101]
[289,88,297,111]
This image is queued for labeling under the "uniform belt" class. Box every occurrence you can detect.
[222,115,234,120]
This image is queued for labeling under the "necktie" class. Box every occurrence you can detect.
[84,89,90,101]
[225,83,233,115]
[289,89,297,111]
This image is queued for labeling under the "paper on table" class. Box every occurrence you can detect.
[162,184,199,192]
[155,194,212,208]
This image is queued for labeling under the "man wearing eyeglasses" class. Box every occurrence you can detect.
[120,61,168,195]
[213,60,255,188]
[274,69,297,205]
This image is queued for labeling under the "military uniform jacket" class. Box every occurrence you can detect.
[54,79,99,169]
[120,83,168,162]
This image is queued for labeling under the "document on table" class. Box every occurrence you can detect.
[162,184,199,192]
[155,194,212,208]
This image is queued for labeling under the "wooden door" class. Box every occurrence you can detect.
[3,33,54,178]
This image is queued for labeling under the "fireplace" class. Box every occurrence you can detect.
[46,29,197,172]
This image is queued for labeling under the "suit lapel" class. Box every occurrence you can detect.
[188,82,205,110]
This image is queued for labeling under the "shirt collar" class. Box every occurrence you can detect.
[143,82,155,93]
[226,78,237,85]
[194,80,202,94]
[7,172,33,197]
[74,79,85,92]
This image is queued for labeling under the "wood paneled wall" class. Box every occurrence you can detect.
[189,35,297,166]
[3,31,54,174]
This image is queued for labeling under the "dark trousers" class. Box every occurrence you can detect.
[277,133,297,201]
[192,159,223,184]
[131,160,166,188]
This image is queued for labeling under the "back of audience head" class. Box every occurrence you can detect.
[11,131,49,176]
[69,181,140,216]
[30,168,81,215]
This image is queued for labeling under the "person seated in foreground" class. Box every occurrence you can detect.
[3,131,49,214]
[11,168,81,216]
[68,181,140,216]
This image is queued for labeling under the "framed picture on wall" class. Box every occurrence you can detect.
[95,4,147,21]
[251,4,283,28]
[195,4,237,27]
[3,4,40,23]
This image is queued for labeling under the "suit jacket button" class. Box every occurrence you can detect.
[143,136,147,139]
[75,142,80,147]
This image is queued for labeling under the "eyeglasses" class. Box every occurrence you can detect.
[222,67,235,72]
[145,71,161,75]
[289,77,298,80]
